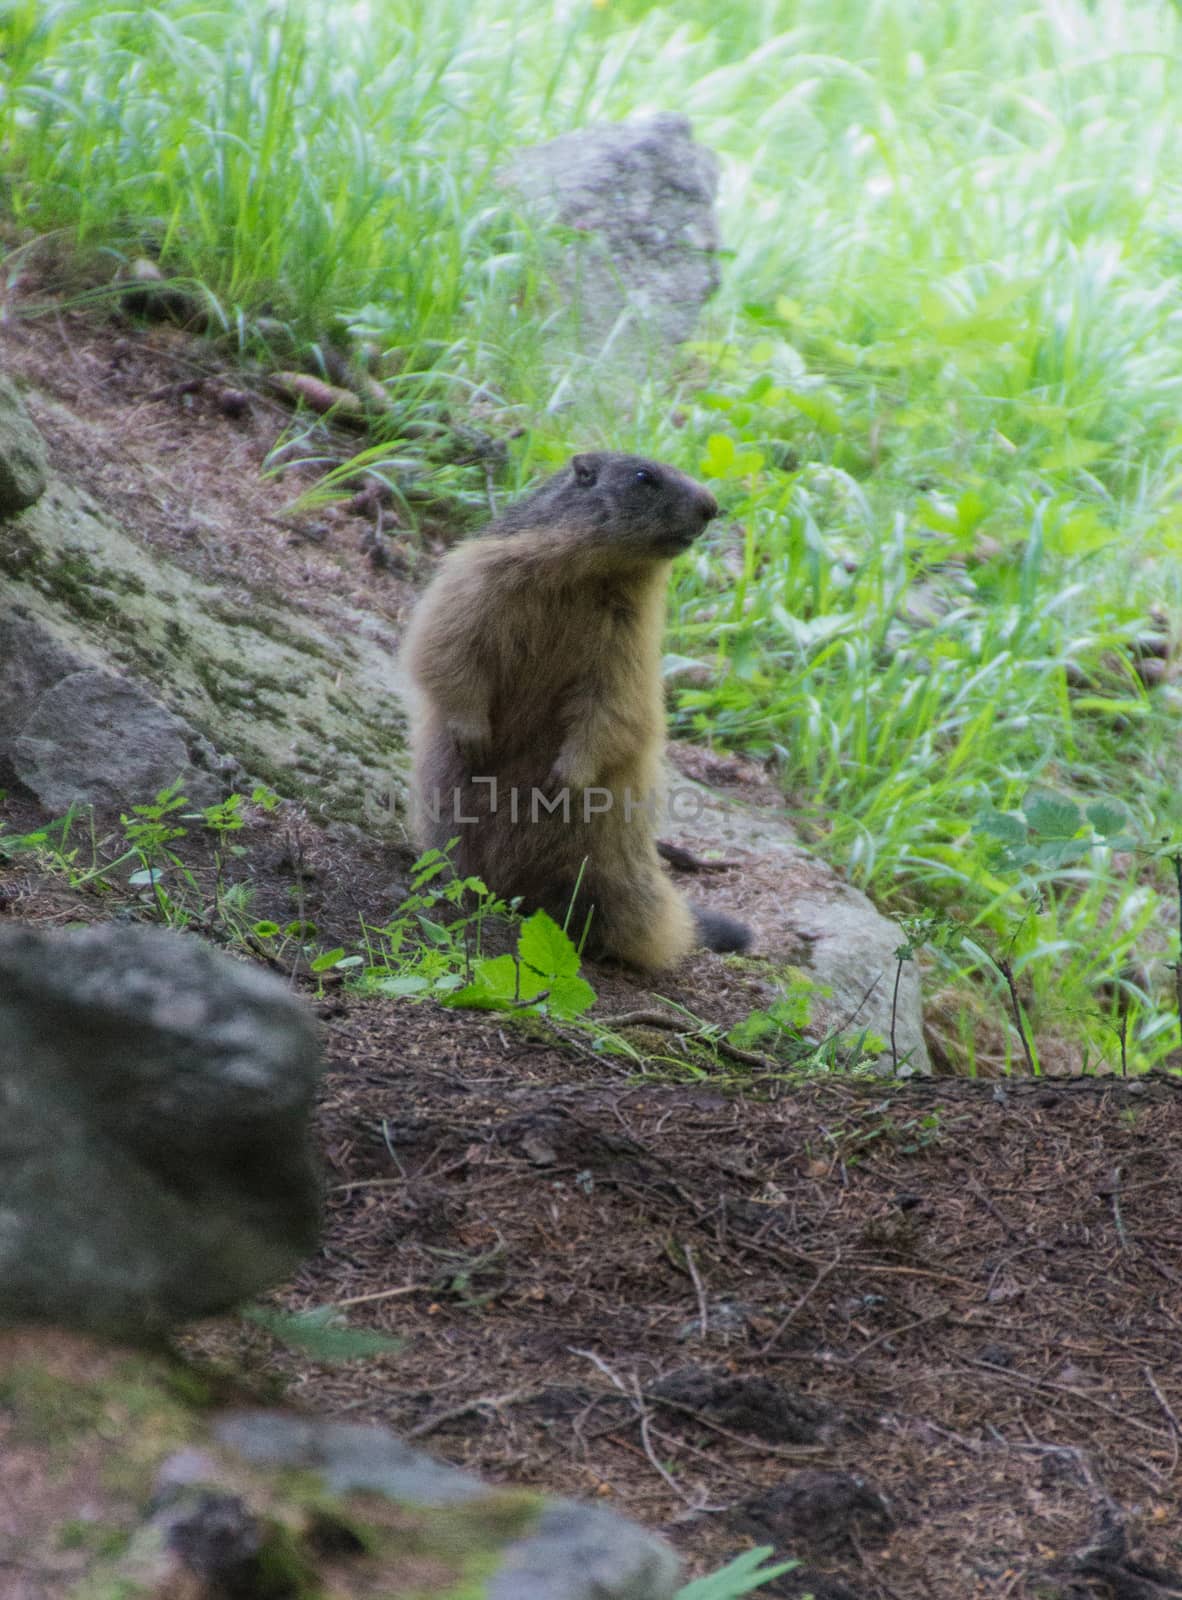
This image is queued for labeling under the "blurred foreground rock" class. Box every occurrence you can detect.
[0,1329,682,1599]
[0,922,323,1337]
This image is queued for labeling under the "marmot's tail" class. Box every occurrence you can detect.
[692,906,752,954]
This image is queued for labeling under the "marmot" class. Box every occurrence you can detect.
[401,451,752,971]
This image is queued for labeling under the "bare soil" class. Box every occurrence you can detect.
[4,295,1182,1598]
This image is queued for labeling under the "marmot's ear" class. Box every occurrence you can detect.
[572,454,599,487]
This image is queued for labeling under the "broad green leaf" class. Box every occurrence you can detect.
[372,974,430,996]
[518,908,581,979]
[700,433,736,477]
[972,807,1027,845]
[243,1305,402,1363]
[444,954,546,1011]
[784,388,843,433]
[1086,801,1130,839]
[1023,794,1082,840]
[546,975,597,1020]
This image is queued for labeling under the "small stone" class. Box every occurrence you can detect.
[0,374,49,514]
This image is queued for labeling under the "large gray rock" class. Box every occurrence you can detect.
[0,435,410,826]
[507,113,720,369]
[0,375,49,514]
[2,635,233,809]
[0,922,323,1337]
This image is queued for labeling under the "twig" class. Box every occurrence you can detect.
[331,1283,426,1310]
[970,1183,1022,1242]
[656,840,746,874]
[682,1243,709,1339]
[593,1008,682,1029]
[597,1007,778,1072]
[570,1348,712,1509]
[845,1306,950,1366]
[407,1384,537,1441]
[758,1253,843,1356]
[965,1360,1169,1443]
[890,956,903,1072]
[830,971,884,1036]
[1143,1366,1182,1477]
[996,957,1037,1074]
[639,1393,829,1461]
[1101,1166,1129,1253]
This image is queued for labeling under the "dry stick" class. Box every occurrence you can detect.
[682,1243,709,1340]
[571,1348,714,1511]
[407,1384,538,1441]
[1103,1166,1129,1253]
[890,955,904,1072]
[331,1282,428,1310]
[844,1306,950,1367]
[965,1359,1169,1443]
[970,1182,1023,1242]
[639,1393,829,1462]
[758,1253,844,1357]
[602,976,885,1076]
[1143,1365,1182,1478]
[996,957,1037,1074]
[597,1007,778,1072]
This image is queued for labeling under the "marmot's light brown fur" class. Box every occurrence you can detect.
[401,451,751,971]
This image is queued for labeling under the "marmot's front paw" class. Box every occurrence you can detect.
[447,714,492,765]
[547,742,598,792]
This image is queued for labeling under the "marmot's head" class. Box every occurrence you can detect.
[494,451,718,560]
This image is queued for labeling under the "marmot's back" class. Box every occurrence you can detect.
[402,451,751,970]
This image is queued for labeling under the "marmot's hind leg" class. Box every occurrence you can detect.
[573,868,696,972]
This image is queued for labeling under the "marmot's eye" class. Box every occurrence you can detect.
[634,467,658,488]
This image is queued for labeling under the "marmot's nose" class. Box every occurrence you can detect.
[697,487,719,524]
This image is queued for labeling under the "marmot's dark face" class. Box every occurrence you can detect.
[570,452,719,557]
[487,450,719,559]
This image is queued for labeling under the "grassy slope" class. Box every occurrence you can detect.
[3,0,1181,1069]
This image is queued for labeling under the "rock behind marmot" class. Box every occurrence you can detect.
[401,451,751,970]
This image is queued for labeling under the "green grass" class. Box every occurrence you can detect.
[3,0,1182,1070]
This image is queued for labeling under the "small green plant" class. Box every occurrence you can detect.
[726,974,815,1056]
[968,789,1180,1071]
[0,784,306,951]
[825,1109,944,1166]
[674,1545,800,1600]
[357,845,596,1021]
[357,844,518,996]
[444,908,596,1021]
[121,781,198,924]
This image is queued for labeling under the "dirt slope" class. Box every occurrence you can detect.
[3,298,1182,1597]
